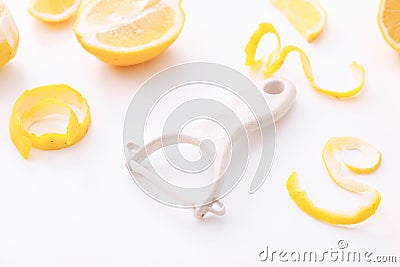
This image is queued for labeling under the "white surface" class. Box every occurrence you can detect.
[0,0,399,266]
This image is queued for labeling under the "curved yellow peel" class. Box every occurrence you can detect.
[287,172,381,225]
[286,137,381,225]
[245,23,365,98]
[9,84,91,159]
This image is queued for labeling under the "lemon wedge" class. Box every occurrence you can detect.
[28,0,82,23]
[270,0,327,42]
[73,0,185,66]
[0,1,19,68]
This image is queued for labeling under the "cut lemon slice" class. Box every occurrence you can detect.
[378,0,400,53]
[286,137,382,225]
[73,0,185,66]
[0,1,19,68]
[28,0,82,23]
[270,0,327,42]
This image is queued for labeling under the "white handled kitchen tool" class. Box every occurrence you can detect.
[125,75,296,218]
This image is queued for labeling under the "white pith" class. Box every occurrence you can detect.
[0,2,19,48]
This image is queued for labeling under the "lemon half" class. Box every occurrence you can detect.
[73,0,185,66]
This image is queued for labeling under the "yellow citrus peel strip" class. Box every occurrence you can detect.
[286,137,381,225]
[245,23,365,98]
[9,84,91,159]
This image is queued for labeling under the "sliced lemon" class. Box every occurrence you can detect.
[9,84,91,159]
[73,0,185,66]
[286,137,382,225]
[28,0,82,23]
[270,0,327,42]
[0,1,19,68]
[378,0,400,53]
[245,23,365,98]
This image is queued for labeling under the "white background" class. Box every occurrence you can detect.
[1,0,399,266]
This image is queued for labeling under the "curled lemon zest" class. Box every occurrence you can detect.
[9,84,91,159]
[286,137,381,225]
[245,23,365,98]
